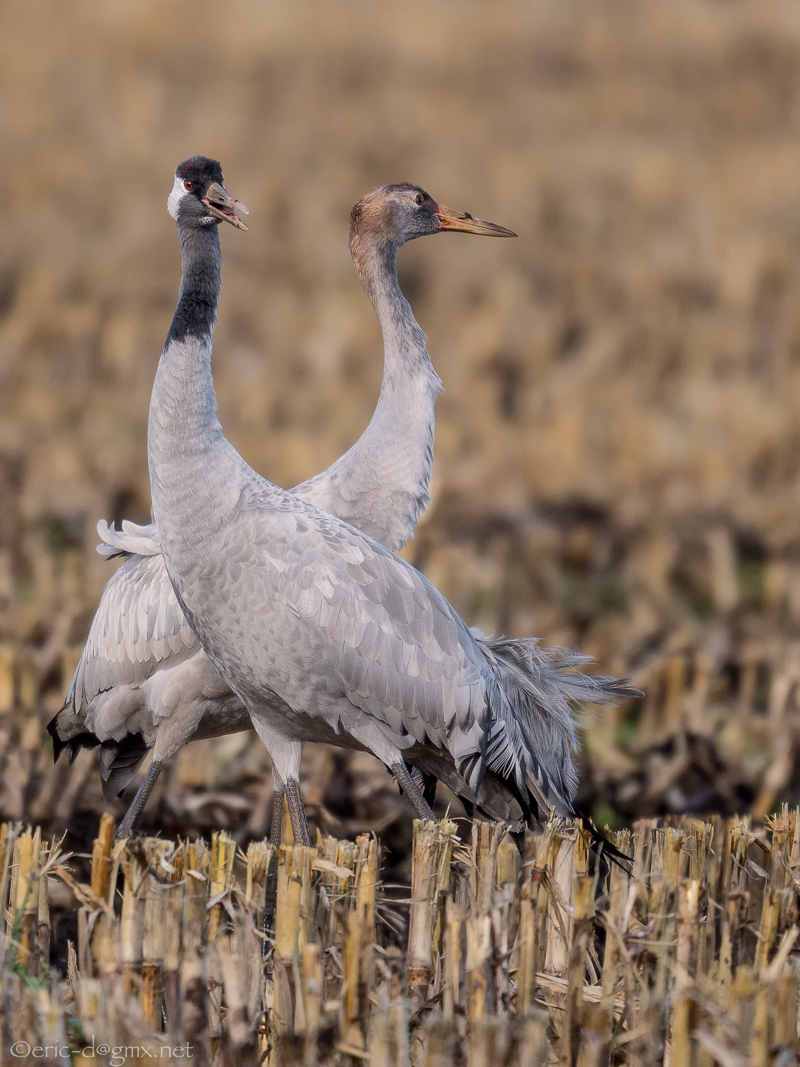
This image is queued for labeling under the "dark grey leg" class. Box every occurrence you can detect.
[270,783,286,847]
[285,778,312,846]
[392,761,436,821]
[422,773,438,810]
[264,778,285,948]
[115,759,164,839]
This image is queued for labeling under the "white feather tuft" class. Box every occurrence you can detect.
[96,519,161,559]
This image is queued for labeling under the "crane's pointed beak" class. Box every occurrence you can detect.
[203,182,250,231]
[434,203,516,238]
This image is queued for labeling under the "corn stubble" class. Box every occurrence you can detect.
[2,812,799,1065]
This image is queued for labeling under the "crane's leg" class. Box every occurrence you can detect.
[270,768,286,848]
[115,759,164,839]
[392,761,436,821]
[264,768,285,947]
[284,778,312,846]
[250,721,310,846]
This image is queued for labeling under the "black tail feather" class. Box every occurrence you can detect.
[46,710,101,765]
[575,807,633,874]
[99,734,150,802]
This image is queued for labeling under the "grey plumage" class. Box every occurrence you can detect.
[49,174,519,834]
[143,159,639,847]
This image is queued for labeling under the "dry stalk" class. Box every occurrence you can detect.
[466,911,492,1022]
[8,826,41,972]
[469,821,506,910]
[342,834,378,1050]
[671,879,700,1067]
[561,874,595,1067]
[407,818,457,1002]
[181,838,211,1061]
[245,838,273,932]
[163,840,186,1042]
[87,813,116,975]
[140,837,173,1029]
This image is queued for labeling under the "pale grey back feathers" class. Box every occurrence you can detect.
[70,408,442,725]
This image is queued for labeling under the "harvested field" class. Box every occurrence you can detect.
[5,0,800,1059]
[3,813,800,1065]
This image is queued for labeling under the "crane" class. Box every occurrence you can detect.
[145,156,639,847]
[49,166,517,839]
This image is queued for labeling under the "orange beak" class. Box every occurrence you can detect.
[434,203,516,237]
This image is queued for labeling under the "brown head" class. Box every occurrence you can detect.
[349,183,516,254]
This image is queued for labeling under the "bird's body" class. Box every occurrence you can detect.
[143,158,637,847]
[50,170,517,837]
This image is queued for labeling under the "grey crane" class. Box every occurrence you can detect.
[48,170,516,839]
[145,156,639,848]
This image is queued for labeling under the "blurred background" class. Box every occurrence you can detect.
[3,0,800,856]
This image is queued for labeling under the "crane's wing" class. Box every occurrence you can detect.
[67,550,198,716]
[206,489,493,792]
[329,550,493,790]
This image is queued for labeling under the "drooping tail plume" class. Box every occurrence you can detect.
[476,633,642,828]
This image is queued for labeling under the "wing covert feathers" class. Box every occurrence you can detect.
[73,552,196,712]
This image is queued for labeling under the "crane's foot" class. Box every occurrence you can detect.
[115,759,164,839]
[392,761,436,821]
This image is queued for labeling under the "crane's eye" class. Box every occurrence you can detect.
[183,180,194,191]
[415,193,424,206]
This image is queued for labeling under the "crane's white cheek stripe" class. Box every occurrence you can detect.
[167,175,185,221]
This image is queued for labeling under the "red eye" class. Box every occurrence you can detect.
[183,180,194,191]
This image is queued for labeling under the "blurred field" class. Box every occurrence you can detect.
[4,0,800,838]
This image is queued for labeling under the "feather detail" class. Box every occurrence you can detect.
[477,634,642,823]
[96,519,161,559]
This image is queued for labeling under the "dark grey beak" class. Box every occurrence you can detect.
[203,182,250,231]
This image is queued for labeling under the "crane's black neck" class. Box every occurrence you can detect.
[166,224,222,347]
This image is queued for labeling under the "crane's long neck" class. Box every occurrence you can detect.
[148,224,245,547]
[318,237,441,550]
[355,239,435,381]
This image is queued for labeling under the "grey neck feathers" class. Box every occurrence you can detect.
[148,223,238,535]
[302,235,441,550]
[352,239,431,379]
